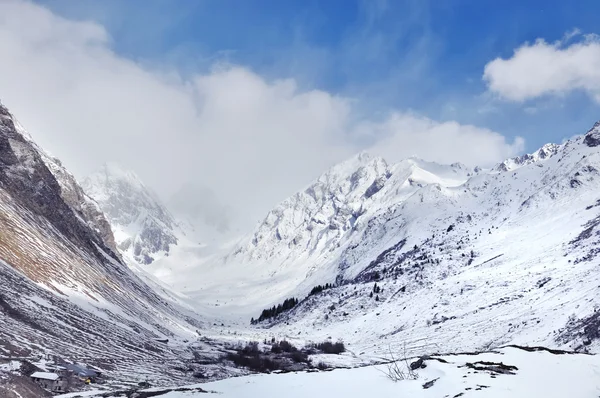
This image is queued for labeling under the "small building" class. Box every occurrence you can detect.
[65,364,98,382]
[87,365,103,378]
[30,371,67,393]
[46,364,68,376]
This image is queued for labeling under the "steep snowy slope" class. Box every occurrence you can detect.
[162,153,477,317]
[83,163,181,265]
[0,102,204,385]
[249,121,600,357]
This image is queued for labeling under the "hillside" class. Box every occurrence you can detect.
[0,102,206,387]
[257,122,600,357]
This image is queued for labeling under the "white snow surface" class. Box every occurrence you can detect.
[56,347,600,397]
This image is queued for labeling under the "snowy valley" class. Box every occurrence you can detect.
[1,98,600,397]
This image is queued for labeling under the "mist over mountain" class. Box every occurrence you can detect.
[2,1,600,395]
[167,182,238,244]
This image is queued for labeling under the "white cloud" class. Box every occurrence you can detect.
[363,113,525,166]
[0,0,523,230]
[483,32,600,102]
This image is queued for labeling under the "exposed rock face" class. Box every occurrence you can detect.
[584,121,600,147]
[42,154,118,254]
[0,105,118,263]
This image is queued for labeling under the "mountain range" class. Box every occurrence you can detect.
[145,120,600,358]
[1,99,600,395]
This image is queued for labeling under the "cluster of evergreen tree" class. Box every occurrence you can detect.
[373,282,381,294]
[369,283,382,300]
[250,281,338,324]
[309,283,333,296]
[251,297,299,324]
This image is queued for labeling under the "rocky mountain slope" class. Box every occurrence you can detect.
[83,163,181,265]
[0,102,206,385]
[6,118,118,254]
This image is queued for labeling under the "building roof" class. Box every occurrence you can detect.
[31,372,60,380]
[65,364,97,377]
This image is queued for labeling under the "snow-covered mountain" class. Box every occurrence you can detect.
[166,153,477,314]
[156,121,600,359]
[235,152,472,267]
[83,163,181,265]
[493,142,561,172]
[0,102,205,386]
[4,92,600,395]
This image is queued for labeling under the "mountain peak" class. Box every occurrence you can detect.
[494,142,561,172]
[101,161,145,185]
[83,164,179,265]
[318,151,388,184]
[584,120,600,147]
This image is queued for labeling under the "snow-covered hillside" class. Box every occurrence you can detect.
[257,121,600,356]
[83,163,182,265]
[145,121,600,360]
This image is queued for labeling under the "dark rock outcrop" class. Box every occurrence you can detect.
[583,121,600,147]
[0,104,119,263]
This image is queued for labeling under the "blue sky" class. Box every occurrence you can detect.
[4,0,600,227]
[36,0,600,152]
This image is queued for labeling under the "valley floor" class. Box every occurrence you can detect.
[55,347,600,398]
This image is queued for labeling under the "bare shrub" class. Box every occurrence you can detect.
[380,345,418,382]
[290,350,310,363]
